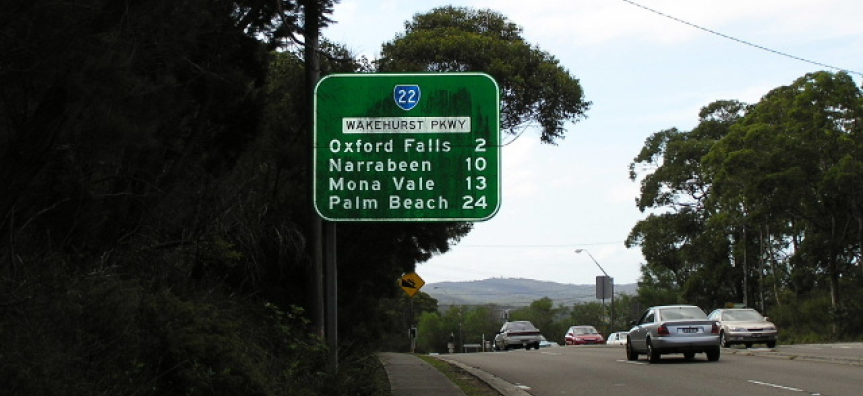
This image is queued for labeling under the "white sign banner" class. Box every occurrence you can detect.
[342,117,471,134]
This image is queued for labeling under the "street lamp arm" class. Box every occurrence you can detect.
[575,248,616,333]
[575,249,609,277]
[433,287,455,305]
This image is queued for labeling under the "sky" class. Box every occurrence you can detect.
[322,0,863,286]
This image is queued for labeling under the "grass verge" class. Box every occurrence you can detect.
[415,355,501,396]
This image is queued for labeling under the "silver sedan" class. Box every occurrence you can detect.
[708,308,778,348]
[626,305,721,362]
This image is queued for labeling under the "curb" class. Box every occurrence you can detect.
[433,356,533,396]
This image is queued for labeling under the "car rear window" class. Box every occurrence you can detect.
[509,322,536,331]
[659,306,707,320]
[724,310,763,321]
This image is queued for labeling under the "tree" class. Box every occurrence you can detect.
[611,294,639,331]
[704,71,863,335]
[0,0,295,275]
[461,305,503,347]
[510,297,563,341]
[378,6,591,144]
[629,71,863,340]
[627,101,747,309]
[416,310,446,353]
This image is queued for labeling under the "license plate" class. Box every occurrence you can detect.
[680,327,699,334]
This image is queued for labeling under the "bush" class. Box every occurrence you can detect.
[0,261,385,396]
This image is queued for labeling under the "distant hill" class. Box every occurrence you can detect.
[425,278,637,308]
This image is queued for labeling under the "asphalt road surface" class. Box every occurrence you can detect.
[439,345,862,396]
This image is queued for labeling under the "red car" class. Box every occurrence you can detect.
[564,325,605,345]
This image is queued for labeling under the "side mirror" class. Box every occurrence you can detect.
[629,320,637,326]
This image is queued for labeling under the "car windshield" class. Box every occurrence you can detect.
[659,306,707,320]
[724,310,764,321]
[573,327,598,334]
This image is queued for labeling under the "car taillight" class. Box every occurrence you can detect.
[657,324,670,336]
[711,322,719,334]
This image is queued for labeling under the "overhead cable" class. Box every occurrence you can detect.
[619,0,863,77]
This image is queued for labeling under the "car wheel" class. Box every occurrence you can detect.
[683,352,695,360]
[706,346,721,361]
[766,340,777,348]
[647,339,661,363]
[533,342,540,350]
[720,331,731,348]
[625,340,639,361]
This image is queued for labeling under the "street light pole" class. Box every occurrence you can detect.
[575,249,615,333]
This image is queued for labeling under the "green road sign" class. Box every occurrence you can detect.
[314,73,501,221]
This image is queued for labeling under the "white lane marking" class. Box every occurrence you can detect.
[748,380,804,392]
[617,359,647,365]
[540,351,562,356]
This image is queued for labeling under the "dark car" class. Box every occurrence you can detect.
[708,308,778,348]
[626,305,721,362]
[564,325,605,345]
[494,321,542,351]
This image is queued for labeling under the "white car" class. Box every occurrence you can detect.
[493,321,543,351]
[539,340,560,348]
[606,331,628,346]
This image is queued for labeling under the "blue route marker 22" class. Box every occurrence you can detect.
[393,84,421,110]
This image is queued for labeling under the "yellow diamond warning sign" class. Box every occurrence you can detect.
[399,272,425,298]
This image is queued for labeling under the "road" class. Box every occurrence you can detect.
[439,345,862,396]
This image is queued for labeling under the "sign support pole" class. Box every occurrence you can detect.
[304,1,337,373]
[325,222,337,371]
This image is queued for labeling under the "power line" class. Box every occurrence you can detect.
[618,0,863,77]
[454,241,625,248]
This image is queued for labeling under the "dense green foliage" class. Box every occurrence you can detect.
[628,71,863,342]
[0,0,387,394]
